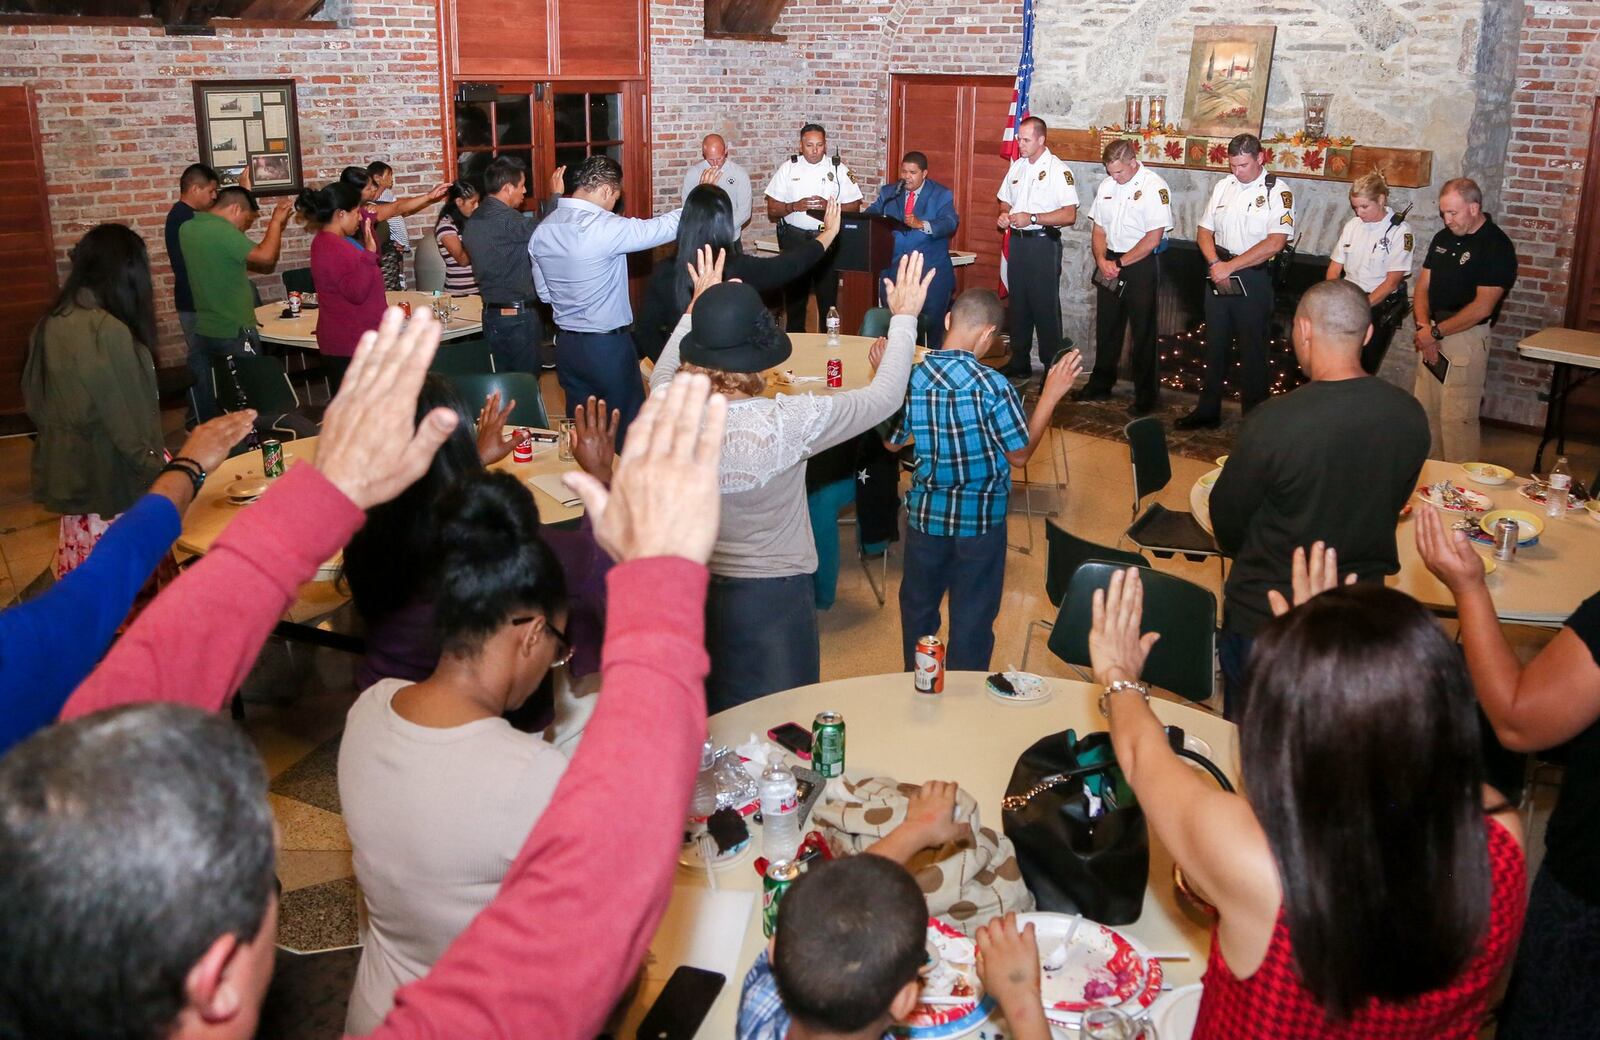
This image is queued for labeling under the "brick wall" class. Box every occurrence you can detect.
[0,9,446,368]
[1493,2,1600,426]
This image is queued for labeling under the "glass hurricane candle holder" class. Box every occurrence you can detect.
[1302,91,1332,138]
[1124,94,1142,130]
[1146,94,1166,129]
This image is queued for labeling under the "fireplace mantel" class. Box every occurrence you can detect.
[1046,129,1433,189]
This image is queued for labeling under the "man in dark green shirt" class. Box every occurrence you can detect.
[1210,279,1430,718]
[178,186,292,420]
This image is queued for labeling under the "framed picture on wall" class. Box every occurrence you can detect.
[1181,26,1277,140]
[193,79,303,196]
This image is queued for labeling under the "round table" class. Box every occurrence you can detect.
[618,671,1238,1039]
[254,292,483,350]
[764,332,879,396]
[1190,458,1600,625]
[175,431,585,579]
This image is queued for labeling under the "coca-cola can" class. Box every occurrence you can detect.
[511,430,534,464]
[398,300,412,319]
[826,357,843,389]
[913,635,945,694]
[288,291,301,317]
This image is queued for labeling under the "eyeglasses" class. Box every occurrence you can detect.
[512,615,574,667]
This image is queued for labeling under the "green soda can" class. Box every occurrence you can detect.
[260,439,285,479]
[811,711,845,779]
[762,859,801,938]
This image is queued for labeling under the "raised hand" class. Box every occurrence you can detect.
[571,395,619,485]
[562,373,728,564]
[174,412,257,473]
[867,335,888,370]
[684,245,726,312]
[427,182,451,202]
[549,165,567,197]
[1041,349,1083,403]
[1266,541,1357,616]
[1415,504,1489,595]
[1089,566,1161,686]
[883,250,936,317]
[314,307,459,509]
[697,165,721,186]
[475,390,521,466]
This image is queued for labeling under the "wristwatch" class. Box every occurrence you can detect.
[1098,679,1151,718]
[1430,322,1444,341]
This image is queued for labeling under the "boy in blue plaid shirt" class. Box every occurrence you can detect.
[890,289,1080,671]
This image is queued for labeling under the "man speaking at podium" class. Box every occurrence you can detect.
[865,151,959,348]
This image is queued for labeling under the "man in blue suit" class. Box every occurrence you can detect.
[865,152,959,348]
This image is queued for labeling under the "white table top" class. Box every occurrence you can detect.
[753,239,977,266]
[1516,327,1600,368]
[617,671,1238,1039]
[255,292,483,350]
[1191,458,1600,625]
[175,432,584,577]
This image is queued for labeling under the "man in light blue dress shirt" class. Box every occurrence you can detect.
[530,156,707,448]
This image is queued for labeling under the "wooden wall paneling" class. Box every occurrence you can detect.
[0,86,58,414]
[962,82,1014,293]
[451,0,553,78]
[554,0,644,78]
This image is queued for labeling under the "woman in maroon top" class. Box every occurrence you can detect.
[1087,547,1527,1040]
[295,180,386,389]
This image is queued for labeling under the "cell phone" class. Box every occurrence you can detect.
[637,966,725,1040]
[767,722,812,760]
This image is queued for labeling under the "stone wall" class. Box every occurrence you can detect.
[1,9,446,367]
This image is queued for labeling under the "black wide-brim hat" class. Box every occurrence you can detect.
[680,282,792,374]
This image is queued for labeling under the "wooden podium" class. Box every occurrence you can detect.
[803,210,904,332]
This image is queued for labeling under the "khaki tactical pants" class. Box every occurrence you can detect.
[1413,322,1491,463]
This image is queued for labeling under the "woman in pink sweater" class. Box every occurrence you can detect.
[296,180,387,389]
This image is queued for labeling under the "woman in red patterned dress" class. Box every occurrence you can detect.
[1087,547,1527,1039]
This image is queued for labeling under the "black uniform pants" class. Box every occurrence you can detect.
[1087,250,1161,407]
[1198,265,1274,415]
[778,223,839,333]
[1004,233,1063,374]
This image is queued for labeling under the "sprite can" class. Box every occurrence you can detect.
[811,711,845,779]
[260,439,285,479]
[762,859,801,937]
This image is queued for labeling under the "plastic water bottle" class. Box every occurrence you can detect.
[1547,456,1571,518]
[825,305,842,344]
[689,740,718,819]
[759,763,801,862]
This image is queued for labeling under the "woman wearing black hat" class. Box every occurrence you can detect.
[650,246,934,710]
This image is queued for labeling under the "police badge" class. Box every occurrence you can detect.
[1037,170,1047,181]
[1133,190,1142,201]
[1256,195,1266,207]
[1460,251,1471,265]
[827,172,835,182]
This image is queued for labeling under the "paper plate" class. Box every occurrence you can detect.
[1197,470,1219,489]
[1214,454,1229,467]
[1461,462,1512,486]
[676,833,751,872]
[1150,984,1204,1040]
[1479,509,1545,544]
[225,476,269,502]
[1017,913,1162,1026]
[1519,482,1588,511]
[1586,500,1600,524]
[986,671,1051,705]
[1415,482,1492,513]
[897,919,990,1038]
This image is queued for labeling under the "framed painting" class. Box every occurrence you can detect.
[193,79,303,196]
[1180,26,1276,140]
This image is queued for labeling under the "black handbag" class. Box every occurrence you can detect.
[1001,726,1233,925]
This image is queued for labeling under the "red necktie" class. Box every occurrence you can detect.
[905,190,916,221]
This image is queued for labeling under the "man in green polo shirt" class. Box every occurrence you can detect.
[179,186,292,420]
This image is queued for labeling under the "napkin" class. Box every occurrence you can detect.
[527,473,582,508]
[778,370,824,385]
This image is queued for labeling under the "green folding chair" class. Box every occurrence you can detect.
[212,355,317,440]
[1047,560,1218,704]
[1019,521,1147,672]
[444,372,551,429]
[1123,416,1220,567]
[428,337,496,375]
[857,307,892,338]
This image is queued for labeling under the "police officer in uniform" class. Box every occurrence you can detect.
[1326,170,1415,375]
[996,115,1079,378]
[1079,137,1174,414]
[763,123,863,332]
[1177,133,1296,429]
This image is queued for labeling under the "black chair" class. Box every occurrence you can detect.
[1123,417,1221,567]
[429,337,496,376]
[444,372,550,429]
[1020,521,1148,671]
[212,355,318,440]
[1047,560,1218,704]
[281,268,315,295]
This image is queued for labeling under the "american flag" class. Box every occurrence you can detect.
[998,0,1035,295]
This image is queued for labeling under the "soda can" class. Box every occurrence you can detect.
[811,711,845,778]
[762,859,801,937]
[511,432,534,464]
[260,439,285,479]
[1494,517,1519,561]
[826,357,843,389]
[914,635,945,694]
[398,300,412,319]
[288,291,301,317]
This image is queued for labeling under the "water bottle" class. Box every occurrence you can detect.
[689,740,718,819]
[1547,456,1571,518]
[825,305,842,344]
[759,763,801,862]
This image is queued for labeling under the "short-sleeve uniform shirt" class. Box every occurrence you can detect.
[763,156,864,231]
[1198,169,1297,254]
[996,151,1080,230]
[1422,216,1519,325]
[1088,164,1174,252]
[1330,210,1415,293]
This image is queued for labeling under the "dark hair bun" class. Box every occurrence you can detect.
[438,471,542,570]
[293,181,362,226]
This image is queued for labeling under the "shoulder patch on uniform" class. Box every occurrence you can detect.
[1404,233,1414,251]
[1064,169,1075,185]
[1280,212,1294,226]
[1158,188,1170,205]
[1280,190,1292,209]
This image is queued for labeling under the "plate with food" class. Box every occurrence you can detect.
[1518,481,1589,510]
[896,918,994,1039]
[1586,500,1600,524]
[1016,913,1162,1026]
[1415,481,1492,513]
[1197,469,1220,490]
[1479,509,1546,545]
[1150,984,1204,1039]
[986,670,1050,705]
[1214,454,1229,468]
[1461,462,1513,486]
[224,476,269,503]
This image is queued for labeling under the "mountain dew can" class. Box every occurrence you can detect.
[811,711,845,778]
[762,859,800,937]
